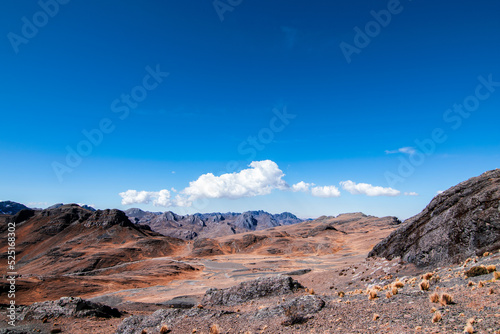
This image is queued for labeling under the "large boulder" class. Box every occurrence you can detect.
[19,297,121,320]
[202,275,304,306]
[369,169,500,267]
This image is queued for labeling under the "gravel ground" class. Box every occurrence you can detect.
[1,252,499,334]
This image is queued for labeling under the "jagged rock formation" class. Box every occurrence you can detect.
[83,209,135,228]
[125,209,303,240]
[202,275,304,306]
[369,169,500,267]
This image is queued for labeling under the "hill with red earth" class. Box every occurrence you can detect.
[0,205,197,304]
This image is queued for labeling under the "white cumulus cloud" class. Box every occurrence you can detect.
[385,146,416,155]
[340,180,400,196]
[119,189,181,207]
[310,185,341,198]
[291,181,314,192]
[182,160,288,200]
[120,160,290,207]
[404,192,419,196]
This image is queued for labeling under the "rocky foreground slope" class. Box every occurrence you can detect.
[4,252,498,333]
[369,169,500,267]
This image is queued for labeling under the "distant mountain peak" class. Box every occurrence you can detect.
[0,201,29,215]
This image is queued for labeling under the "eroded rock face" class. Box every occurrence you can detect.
[19,297,121,320]
[202,275,304,306]
[255,295,325,319]
[369,169,500,267]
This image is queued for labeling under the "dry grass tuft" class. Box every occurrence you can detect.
[160,325,169,334]
[209,324,220,334]
[432,311,442,323]
[391,286,398,295]
[419,280,430,291]
[464,323,474,333]
[440,293,453,305]
[486,265,496,273]
[430,307,437,313]
[338,291,345,297]
[488,287,494,295]
[494,271,500,280]
[429,292,439,303]
[386,291,392,299]
[465,265,489,277]
[393,280,404,288]
[373,313,380,321]
[478,281,485,288]
[368,289,378,300]
[422,272,433,280]
[467,317,475,325]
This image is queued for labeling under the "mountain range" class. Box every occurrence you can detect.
[125,209,303,240]
[0,200,304,240]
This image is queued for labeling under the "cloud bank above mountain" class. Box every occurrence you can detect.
[119,160,413,207]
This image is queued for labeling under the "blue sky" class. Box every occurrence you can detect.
[1,0,499,219]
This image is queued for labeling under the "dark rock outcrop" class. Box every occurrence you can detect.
[202,275,304,306]
[84,209,134,228]
[12,209,36,224]
[369,169,500,267]
[19,297,121,320]
[255,294,325,319]
[116,308,206,334]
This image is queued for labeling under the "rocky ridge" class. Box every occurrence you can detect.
[369,169,500,267]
